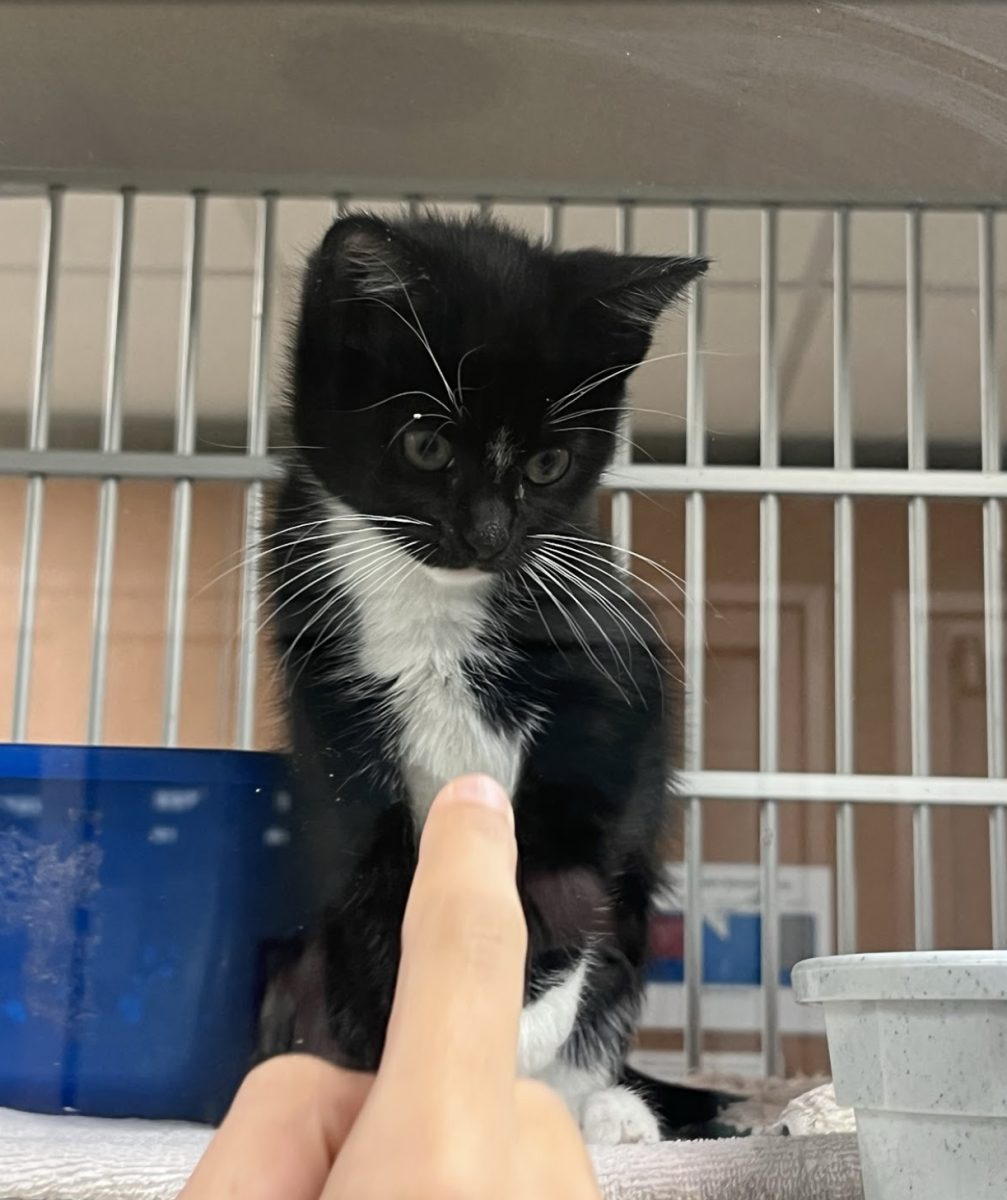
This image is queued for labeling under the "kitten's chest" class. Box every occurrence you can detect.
[345,559,527,824]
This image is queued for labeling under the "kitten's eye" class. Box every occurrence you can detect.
[402,429,453,472]
[524,448,571,485]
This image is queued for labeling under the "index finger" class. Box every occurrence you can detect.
[378,774,526,1107]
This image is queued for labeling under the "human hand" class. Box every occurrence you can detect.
[180,774,601,1199]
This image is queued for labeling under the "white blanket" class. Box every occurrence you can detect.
[0,1105,863,1200]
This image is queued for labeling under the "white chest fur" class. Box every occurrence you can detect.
[331,515,527,825]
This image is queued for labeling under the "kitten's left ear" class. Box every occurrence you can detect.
[563,251,709,335]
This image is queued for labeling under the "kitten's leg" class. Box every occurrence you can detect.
[517,960,660,1146]
[535,1061,661,1146]
[541,938,662,1144]
[517,958,589,1077]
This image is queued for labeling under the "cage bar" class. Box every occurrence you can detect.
[4,450,1007,501]
[682,770,1007,806]
[759,207,781,1077]
[2,183,1005,1069]
[683,204,707,1073]
[543,200,563,248]
[161,192,206,746]
[979,209,1007,948]
[610,202,634,565]
[234,194,278,749]
[833,207,858,953]
[86,189,135,742]
[11,187,63,741]
[906,209,934,950]
[605,463,1007,500]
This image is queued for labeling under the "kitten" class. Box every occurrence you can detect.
[261,211,707,1145]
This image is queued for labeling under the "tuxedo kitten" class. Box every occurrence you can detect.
[261,211,707,1145]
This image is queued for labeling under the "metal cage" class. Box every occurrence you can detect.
[1,186,1005,1080]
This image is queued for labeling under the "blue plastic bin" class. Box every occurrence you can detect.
[0,743,300,1124]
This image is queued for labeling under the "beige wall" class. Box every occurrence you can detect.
[0,478,282,750]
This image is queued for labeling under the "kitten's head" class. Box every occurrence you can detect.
[290,212,705,574]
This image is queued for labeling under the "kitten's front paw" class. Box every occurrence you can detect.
[580,1086,661,1145]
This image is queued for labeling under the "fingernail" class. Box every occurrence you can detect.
[442,774,513,821]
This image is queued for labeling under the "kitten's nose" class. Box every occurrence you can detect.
[465,521,509,561]
[464,500,512,562]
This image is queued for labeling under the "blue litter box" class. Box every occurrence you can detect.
[0,743,301,1124]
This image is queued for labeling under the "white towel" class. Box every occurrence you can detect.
[0,1108,211,1200]
[0,1106,863,1200]
[591,1136,863,1199]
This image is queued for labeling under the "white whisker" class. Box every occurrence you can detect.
[547,352,686,418]
[278,539,411,677]
[535,535,687,633]
[516,570,571,667]
[345,254,457,411]
[527,555,631,704]
[259,535,406,641]
[344,388,451,415]
[532,552,642,699]
[533,532,686,594]
[455,343,486,404]
[549,425,653,460]
[535,543,681,676]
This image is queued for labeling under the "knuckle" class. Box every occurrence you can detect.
[234,1054,339,1115]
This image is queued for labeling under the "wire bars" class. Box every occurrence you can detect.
[1,187,1005,1077]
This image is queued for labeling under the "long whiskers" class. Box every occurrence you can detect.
[523,555,632,704]
[547,349,739,420]
[546,352,685,419]
[455,343,486,402]
[535,531,687,597]
[338,253,458,412]
[258,533,411,642]
[198,513,432,595]
[533,541,684,675]
[533,552,637,690]
[278,537,418,680]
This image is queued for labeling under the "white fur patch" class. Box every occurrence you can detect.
[486,428,516,481]
[517,958,588,1076]
[580,1087,661,1145]
[534,1059,660,1144]
[327,503,530,825]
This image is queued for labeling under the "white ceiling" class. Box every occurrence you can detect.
[1,193,1004,453]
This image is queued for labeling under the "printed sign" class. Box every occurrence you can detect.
[642,862,831,1034]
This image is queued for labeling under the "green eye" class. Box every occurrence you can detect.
[525,448,571,485]
[402,429,453,471]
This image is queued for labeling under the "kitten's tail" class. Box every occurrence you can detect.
[620,1066,744,1140]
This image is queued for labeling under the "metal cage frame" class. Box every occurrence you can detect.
[3,186,1006,1079]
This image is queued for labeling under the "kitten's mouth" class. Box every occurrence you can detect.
[423,565,494,586]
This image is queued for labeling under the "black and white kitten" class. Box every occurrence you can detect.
[261,212,708,1145]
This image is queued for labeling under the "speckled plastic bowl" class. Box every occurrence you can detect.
[793,951,1007,1200]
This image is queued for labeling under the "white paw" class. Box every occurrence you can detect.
[580,1086,661,1146]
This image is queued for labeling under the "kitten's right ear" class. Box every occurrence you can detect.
[315,215,427,305]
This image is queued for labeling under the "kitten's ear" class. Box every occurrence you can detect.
[562,251,709,337]
[317,214,429,304]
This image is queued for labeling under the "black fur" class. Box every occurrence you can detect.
[262,211,707,1115]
